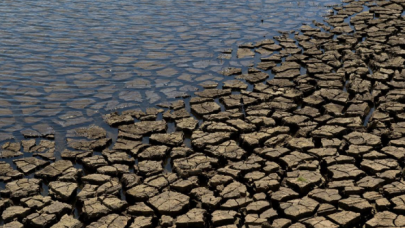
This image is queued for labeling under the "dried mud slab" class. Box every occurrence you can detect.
[118,120,166,136]
[192,131,231,149]
[173,153,218,178]
[2,1,405,227]
[148,191,190,216]
[280,197,319,220]
[205,140,247,160]
[4,178,41,199]
[0,162,23,182]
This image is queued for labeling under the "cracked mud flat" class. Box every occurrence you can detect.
[3,0,405,227]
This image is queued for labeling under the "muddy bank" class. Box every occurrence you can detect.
[2,0,405,227]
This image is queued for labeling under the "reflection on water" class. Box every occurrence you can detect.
[0,0,340,140]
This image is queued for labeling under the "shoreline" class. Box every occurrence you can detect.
[2,0,405,227]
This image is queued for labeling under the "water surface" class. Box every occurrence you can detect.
[0,0,341,141]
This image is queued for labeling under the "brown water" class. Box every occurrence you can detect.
[0,0,341,142]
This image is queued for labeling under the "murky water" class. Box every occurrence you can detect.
[0,0,341,141]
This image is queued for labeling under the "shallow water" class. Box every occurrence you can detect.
[0,0,341,141]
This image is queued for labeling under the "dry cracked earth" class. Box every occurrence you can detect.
[2,0,405,227]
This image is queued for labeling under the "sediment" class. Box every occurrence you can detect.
[2,0,405,227]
